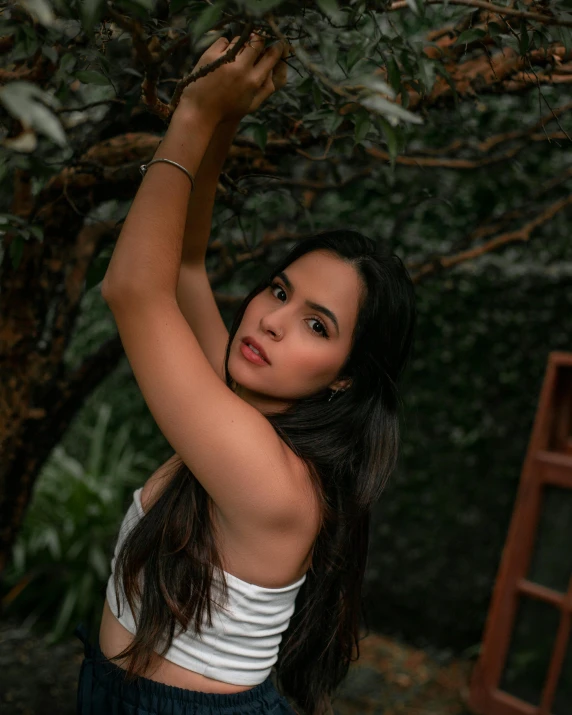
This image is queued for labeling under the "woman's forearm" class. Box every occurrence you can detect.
[102,103,217,297]
[181,119,240,265]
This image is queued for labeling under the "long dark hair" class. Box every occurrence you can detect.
[109,230,416,715]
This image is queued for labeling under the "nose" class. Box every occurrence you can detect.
[260,309,284,340]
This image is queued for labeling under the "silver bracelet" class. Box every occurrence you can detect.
[139,158,195,192]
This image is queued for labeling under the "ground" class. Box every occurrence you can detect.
[0,616,475,714]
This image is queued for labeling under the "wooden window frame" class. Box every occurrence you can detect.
[469,351,572,715]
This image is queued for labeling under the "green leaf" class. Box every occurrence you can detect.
[17,0,56,27]
[387,56,401,93]
[324,111,343,134]
[75,70,110,85]
[87,403,111,477]
[354,109,371,144]
[534,28,549,53]
[123,67,143,78]
[312,81,323,109]
[251,214,263,245]
[59,53,76,73]
[41,44,57,64]
[487,22,504,37]
[355,75,395,100]
[80,0,105,31]
[51,586,79,639]
[399,48,414,76]
[559,27,572,56]
[418,59,436,93]
[252,123,268,152]
[20,25,39,56]
[9,236,25,270]
[347,45,363,72]
[519,21,529,55]
[0,81,67,147]
[406,0,423,15]
[43,526,61,559]
[319,34,338,68]
[85,254,111,291]
[190,0,224,40]
[11,41,28,63]
[89,544,108,580]
[379,117,399,166]
[316,0,343,21]
[29,225,43,242]
[361,94,423,125]
[455,28,487,45]
[12,541,26,573]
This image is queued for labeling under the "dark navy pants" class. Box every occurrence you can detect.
[74,623,298,714]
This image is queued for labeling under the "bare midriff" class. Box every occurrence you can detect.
[99,598,255,693]
[98,452,319,694]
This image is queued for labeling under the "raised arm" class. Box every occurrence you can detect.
[99,36,304,530]
[176,119,239,380]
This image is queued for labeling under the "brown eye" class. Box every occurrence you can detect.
[270,282,287,301]
[307,318,329,338]
[271,282,329,338]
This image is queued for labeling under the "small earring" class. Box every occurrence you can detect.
[328,389,338,402]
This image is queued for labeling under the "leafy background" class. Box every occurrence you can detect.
[1,0,572,704]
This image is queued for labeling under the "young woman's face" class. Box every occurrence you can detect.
[228,250,363,414]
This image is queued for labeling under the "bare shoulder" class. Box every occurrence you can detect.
[213,442,322,584]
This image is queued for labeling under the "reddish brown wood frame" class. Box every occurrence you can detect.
[469,351,572,715]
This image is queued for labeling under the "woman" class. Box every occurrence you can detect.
[75,30,416,715]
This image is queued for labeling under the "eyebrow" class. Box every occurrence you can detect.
[276,271,340,335]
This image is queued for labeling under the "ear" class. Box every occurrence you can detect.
[329,377,352,392]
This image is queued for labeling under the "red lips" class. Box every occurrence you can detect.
[242,337,271,364]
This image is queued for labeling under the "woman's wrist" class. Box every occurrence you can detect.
[173,97,221,128]
[151,101,218,179]
[190,117,240,186]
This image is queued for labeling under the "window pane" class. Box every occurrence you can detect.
[554,633,572,715]
[500,597,560,706]
[528,486,572,593]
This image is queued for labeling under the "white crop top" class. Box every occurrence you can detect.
[105,487,307,686]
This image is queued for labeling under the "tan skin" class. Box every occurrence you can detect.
[99,33,363,695]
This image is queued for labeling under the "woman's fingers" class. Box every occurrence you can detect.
[252,42,285,84]
[226,33,265,59]
[272,44,289,91]
[249,53,288,112]
[197,32,287,118]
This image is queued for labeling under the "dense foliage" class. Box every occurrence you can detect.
[1,0,571,672]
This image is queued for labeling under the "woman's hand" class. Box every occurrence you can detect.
[180,33,288,124]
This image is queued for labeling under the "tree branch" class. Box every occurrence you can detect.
[0,49,55,83]
[106,4,170,120]
[410,194,572,282]
[388,0,572,29]
[367,131,568,169]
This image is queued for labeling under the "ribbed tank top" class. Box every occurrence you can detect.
[105,487,307,685]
